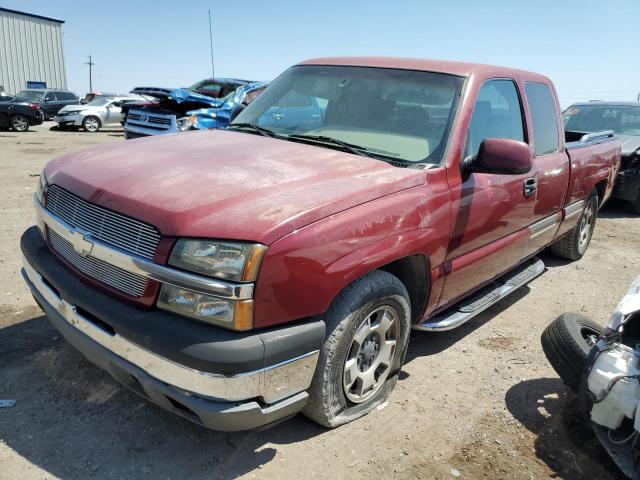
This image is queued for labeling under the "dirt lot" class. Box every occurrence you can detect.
[1,123,639,479]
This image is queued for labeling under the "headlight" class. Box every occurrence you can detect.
[36,170,47,204]
[169,239,266,282]
[177,114,197,131]
[157,284,253,330]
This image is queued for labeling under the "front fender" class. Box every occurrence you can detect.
[252,181,451,328]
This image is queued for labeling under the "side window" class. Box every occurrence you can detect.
[44,92,56,102]
[464,79,525,159]
[525,82,559,155]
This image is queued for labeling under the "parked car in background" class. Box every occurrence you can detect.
[123,81,267,139]
[80,91,117,105]
[563,101,640,213]
[54,95,144,132]
[21,58,620,432]
[0,93,44,131]
[14,89,79,119]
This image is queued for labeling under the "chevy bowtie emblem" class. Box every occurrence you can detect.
[69,227,93,257]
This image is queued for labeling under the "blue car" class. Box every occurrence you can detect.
[123,80,268,139]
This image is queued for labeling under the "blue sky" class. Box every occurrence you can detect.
[3,0,639,107]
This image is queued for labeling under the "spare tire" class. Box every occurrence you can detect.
[541,313,604,393]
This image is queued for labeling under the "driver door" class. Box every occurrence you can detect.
[439,79,537,306]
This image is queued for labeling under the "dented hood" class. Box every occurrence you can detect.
[44,130,426,245]
[130,87,224,108]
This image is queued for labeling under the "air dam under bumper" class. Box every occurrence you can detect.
[21,227,324,431]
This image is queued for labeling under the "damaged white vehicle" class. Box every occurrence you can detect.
[543,277,640,479]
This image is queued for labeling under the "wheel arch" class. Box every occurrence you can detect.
[593,179,607,207]
[377,254,430,323]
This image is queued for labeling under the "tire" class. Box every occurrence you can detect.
[10,114,30,132]
[551,190,598,260]
[541,313,604,393]
[83,116,101,132]
[302,270,411,428]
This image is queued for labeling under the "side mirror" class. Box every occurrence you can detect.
[463,138,532,175]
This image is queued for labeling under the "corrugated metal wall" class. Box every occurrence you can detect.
[0,10,67,95]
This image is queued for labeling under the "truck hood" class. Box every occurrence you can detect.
[44,130,426,245]
[131,87,224,108]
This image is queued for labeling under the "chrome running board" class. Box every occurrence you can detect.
[414,258,546,332]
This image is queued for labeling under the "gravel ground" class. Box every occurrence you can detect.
[1,123,639,479]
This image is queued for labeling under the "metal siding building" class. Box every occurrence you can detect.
[0,8,67,95]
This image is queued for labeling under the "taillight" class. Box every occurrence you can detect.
[28,103,38,109]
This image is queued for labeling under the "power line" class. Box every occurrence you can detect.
[85,55,95,92]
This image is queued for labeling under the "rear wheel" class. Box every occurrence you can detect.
[303,270,411,428]
[10,114,29,132]
[541,313,604,393]
[551,190,598,260]
[83,116,101,132]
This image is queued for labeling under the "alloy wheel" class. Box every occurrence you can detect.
[343,305,399,404]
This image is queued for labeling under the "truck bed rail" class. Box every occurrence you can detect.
[566,130,616,150]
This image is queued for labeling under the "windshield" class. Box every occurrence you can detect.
[232,65,463,164]
[563,104,640,136]
[15,90,43,102]
[87,97,114,107]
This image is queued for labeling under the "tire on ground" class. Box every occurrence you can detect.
[550,190,598,261]
[541,313,604,393]
[83,116,101,132]
[303,270,411,428]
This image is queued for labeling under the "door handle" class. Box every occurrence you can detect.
[523,177,537,198]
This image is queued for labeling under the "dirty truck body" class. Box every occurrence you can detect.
[21,58,621,431]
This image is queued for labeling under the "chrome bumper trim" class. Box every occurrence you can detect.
[529,214,560,240]
[35,195,253,300]
[23,258,318,404]
[563,199,586,221]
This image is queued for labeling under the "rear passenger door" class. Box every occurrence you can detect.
[523,82,570,250]
[441,79,536,305]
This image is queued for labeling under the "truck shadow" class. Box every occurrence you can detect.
[405,286,531,363]
[504,378,625,479]
[598,200,638,219]
[0,313,325,480]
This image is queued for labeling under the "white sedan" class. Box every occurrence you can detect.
[54,96,142,132]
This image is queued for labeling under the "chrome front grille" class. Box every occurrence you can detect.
[45,185,161,260]
[48,228,147,297]
[127,111,174,130]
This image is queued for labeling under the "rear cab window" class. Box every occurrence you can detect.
[464,79,525,159]
[525,82,559,155]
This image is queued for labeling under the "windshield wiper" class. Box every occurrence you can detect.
[286,134,378,159]
[227,122,276,138]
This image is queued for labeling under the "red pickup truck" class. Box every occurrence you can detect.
[21,58,621,431]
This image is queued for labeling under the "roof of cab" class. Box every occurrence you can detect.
[299,57,551,82]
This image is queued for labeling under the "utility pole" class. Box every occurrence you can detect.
[208,10,215,80]
[85,55,95,92]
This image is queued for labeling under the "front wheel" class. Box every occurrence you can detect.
[11,114,29,132]
[83,116,101,132]
[551,190,598,261]
[303,270,411,428]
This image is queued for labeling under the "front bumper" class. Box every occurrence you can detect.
[53,114,83,126]
[612,170,640,202]
[21,227,324,430]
